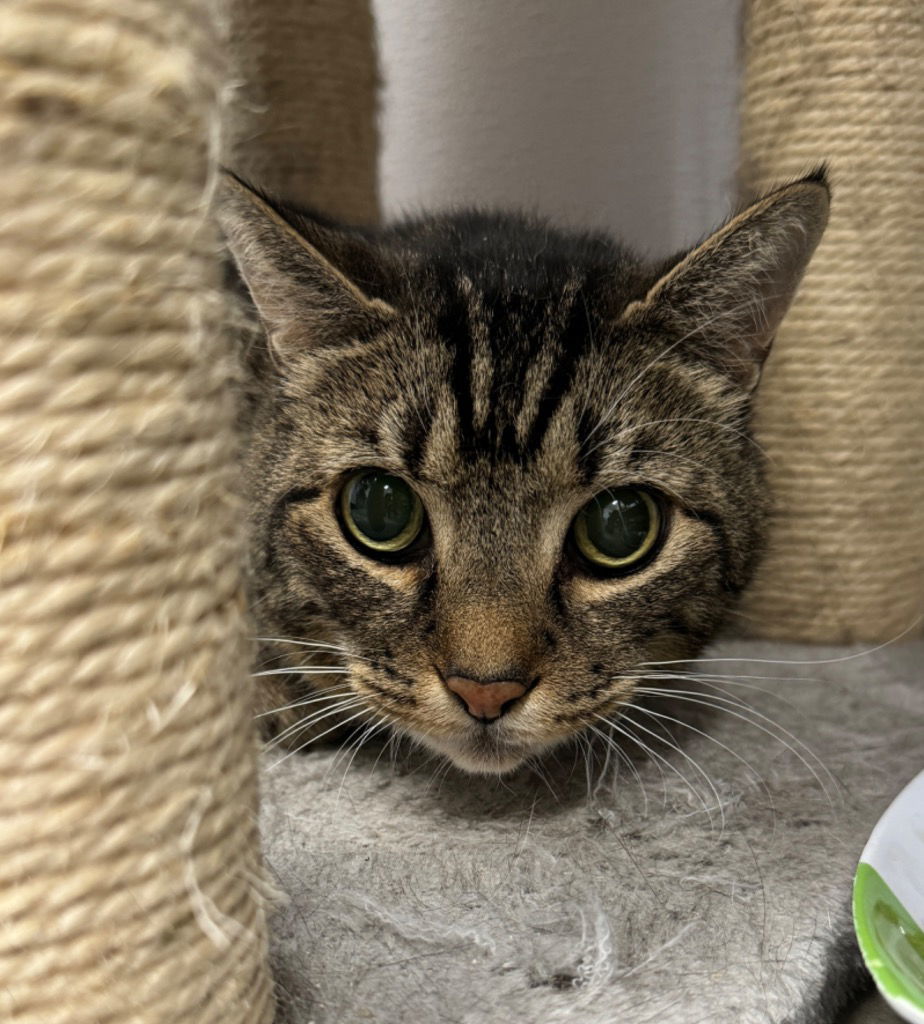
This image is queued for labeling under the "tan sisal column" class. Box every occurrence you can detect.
[0,2,273,1021]
[739,0,924,643]
[223,0,380,223]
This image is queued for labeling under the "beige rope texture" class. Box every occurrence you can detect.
[223,0,381,223]
[739,0,924,643]
[0,2,273,1021]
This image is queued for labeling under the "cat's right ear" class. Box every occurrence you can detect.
[216,172,395,359]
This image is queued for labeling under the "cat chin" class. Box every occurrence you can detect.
[414,731,556,777]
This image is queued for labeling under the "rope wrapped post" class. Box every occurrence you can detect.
[739,0,924,642]
[223,0,381,222]
[0,2,273,1021]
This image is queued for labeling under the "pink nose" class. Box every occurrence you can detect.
[444,676,529,721]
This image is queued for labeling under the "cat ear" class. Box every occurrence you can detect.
[622,169,830,391]
[216,172,395,358]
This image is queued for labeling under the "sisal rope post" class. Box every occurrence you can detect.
[223,0,381,223]
[0,2,274,1021]
[739,0,924,643]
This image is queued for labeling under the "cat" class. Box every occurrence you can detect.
[218,167,829,776]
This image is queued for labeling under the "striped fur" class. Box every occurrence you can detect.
[220,170,829,774]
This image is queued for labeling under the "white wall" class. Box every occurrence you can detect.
[372,0,741,257]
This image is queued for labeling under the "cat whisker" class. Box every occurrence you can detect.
[254,647,346,670]
[257,630,362,655]
[265,695,368,751]
[384,722,457,786]
[366,715,405,776]
[524,754,560,805]
[265,702,366,755]
[436,755,461,793]
[335,711,391,769]
[613,710,727,832]
[254,635,380,666]
[640,665,817,684]
[255,685,356,719]
[636,679,802,727]
[330,723,369,777]
[586,719,678,814]
[585,718,668,800]
[365,719,405,776]
[252,666,351,678]
[253,633,349,653]
[635,681,798,741]
[597,724,649,813]
[422,753,455,796]
[629,701,772,811]
[255,635,349,650]
[587,730,615,803]
[638,616,922,670]
[634,670,803,710]
[331,713,394,804]
[391,730,406,769]
[268,704,374,771]
[576,732,595,803]
[618,714,738,829]
[575,725,631,808]
[266,693,362,736]
[633,686,838,807]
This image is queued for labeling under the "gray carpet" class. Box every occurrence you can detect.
[260,639,924,1023]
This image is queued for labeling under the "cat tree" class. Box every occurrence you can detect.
[0,0,377,1020]
[0,2,273,1020]
[0,0,920,1022]
[739,0,924,644]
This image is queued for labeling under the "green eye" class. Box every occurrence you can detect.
[340,470,425,555]
[572,488,662,570]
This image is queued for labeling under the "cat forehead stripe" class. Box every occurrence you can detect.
[444,271,587,463]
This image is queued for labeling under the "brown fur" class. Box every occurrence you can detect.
[218,169,829,774]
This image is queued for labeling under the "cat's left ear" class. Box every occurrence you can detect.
[622,170,830,391]
[216,172,396,360]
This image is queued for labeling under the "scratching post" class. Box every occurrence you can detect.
[739,0,924,642]
[223,0,380,223]
[0,2,273,1021]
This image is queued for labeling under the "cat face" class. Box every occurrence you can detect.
[220,171,829,774]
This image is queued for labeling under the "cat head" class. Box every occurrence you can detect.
[219,170,828,774]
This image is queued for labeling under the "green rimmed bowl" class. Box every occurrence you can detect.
[854,770,924,1024]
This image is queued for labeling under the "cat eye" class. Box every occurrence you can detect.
[572,488,662,572]
[339,470,425,556]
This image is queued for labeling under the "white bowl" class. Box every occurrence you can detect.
[854,769,924,1024]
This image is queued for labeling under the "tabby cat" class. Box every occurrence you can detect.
[218,168,829,775]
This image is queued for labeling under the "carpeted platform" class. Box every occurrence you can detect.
[261,639,923,1023]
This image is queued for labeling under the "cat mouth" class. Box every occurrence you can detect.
[417,724,554,776]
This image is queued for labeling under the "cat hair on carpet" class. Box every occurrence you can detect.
[261,639,923,1024]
